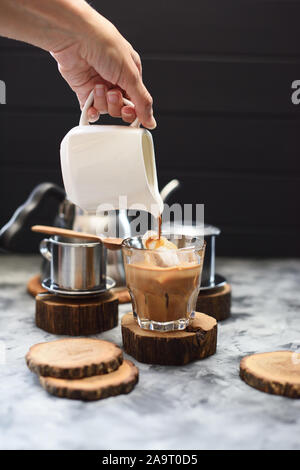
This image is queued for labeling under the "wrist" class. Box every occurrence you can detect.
[38,0,96,52]
[0,0,98,52]
[48,2,118,59]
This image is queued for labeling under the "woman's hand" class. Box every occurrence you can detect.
[0,0,156,129]
[51,13,156,128]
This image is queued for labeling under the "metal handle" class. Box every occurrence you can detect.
[160,179,180,203]
[79,90,140,128]
[0,182,65,252]
[39,239,52,261]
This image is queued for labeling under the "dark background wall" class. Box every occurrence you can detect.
[0,0,300,256]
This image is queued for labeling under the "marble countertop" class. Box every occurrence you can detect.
[1,254,300,450]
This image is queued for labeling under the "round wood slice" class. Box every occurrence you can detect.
[26,338,123,379]
[121,312,217,365]
[111,286,131,304]
[27,275,47,297]
[197,283,231,321]
[39,359,139,401]
[240,351,300,398]
[35,292,118,335]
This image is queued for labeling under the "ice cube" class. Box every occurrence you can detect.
[153,249,180,267]
[142,231,179,267]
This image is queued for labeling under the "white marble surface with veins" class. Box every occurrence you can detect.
[0,254,300,450]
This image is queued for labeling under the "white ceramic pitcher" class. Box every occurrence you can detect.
[60,91,163,217]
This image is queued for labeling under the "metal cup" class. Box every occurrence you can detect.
[163,223,222,290]
[39,235,106,292]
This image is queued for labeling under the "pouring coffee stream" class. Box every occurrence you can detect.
[145,215,163,249]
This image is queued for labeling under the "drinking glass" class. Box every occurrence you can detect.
[122,234,206,331]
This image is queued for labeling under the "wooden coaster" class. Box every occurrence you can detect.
[240,351,300,398]
[121,312,217,365]
[111,286,131,304]
[197,283,231,321]
[39,360,139,401]
[27,275,131,304]
[35,292,118,336]
[26,338,123,379]
[27,274,47,297]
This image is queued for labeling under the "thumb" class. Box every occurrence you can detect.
[124,66,156,130]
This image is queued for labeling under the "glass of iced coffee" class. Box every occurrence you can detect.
[122,233,206,332]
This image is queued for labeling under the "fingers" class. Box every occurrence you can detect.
[125,68,156,130]
[121,105,136,123]
[131,50,142,76]
[94,84,108,113]
[106,89,123,117]
[87,106,99,123]
[85,85,137,124]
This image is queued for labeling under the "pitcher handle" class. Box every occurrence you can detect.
[39,239,52,262]
[79,90,140,128]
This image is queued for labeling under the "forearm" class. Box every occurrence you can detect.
[0,0,155,128]
[0,0,99,51]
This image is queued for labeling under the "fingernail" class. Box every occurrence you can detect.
[95,85,105,97]
[147,116,157,129]
[107,92,119,104]
[123,108,134,115]
[89,112,99,120]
